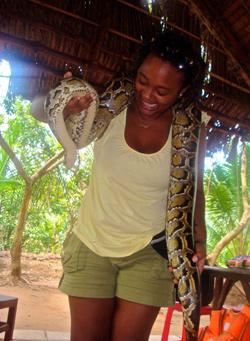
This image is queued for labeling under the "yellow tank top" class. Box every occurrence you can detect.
[73,108,210,257]
[73,108,173,257]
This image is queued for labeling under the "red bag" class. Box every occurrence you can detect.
[198,305,250,341]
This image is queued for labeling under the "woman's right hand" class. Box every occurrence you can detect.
[63,72,97,120]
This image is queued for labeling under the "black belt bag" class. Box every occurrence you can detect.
[150,230,168,260]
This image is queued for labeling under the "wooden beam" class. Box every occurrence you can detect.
[204,86,250,109]
[28,0,226,55]
[27,0,250,95]
[28,0,142,46]
[0,32,114,76]
[108,29,142,44]
[0,10,133,63]
[0,32,88,67]
[28,0,98,28]
[2,1,250,100]
[28,0,250,95]
[116,0,226,55]
[1,29,250,102]
[210,72,250,95]
[90,0,114,58]
[188,0,250,87]
[206,124,249,138]
[1,56,104,94]
[199,105,250,131]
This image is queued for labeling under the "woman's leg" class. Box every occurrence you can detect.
[69,296,115,341]
[111,297,160,341]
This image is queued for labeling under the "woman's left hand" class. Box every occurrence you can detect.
[192,241,206,273]
[168,241,206,284]
[63,71,97,120]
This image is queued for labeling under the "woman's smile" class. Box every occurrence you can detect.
[134,54,184,120]
[137,98,158,115]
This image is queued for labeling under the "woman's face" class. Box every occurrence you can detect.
[134,54,185,118]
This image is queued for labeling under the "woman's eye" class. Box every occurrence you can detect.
[138,78,147,85]
[156,90,169,96]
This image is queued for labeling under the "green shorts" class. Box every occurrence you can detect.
[59,232,175,307]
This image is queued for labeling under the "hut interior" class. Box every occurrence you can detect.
[0,0,249,154]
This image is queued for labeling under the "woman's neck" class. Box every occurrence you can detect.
[128,102,173,129]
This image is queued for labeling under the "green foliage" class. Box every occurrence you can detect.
[0,96,93,253]
[4,96,248,262]
[204,143,250,266]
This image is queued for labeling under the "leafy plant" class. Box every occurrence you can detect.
[204,142,250,266]
[0,95,93,256]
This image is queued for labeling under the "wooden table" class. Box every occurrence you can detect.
[203,265,250,309]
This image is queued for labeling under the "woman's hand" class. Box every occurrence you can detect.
[168,241,206,285]
[192,241,206,273]
[63,72,97,120]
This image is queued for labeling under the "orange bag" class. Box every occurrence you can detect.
[198,305,250,341]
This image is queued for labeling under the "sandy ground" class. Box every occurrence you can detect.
[0,251,248,337]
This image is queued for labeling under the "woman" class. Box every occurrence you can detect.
[33,30,207,341]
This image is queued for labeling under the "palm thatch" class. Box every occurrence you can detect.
[0,0,249,152]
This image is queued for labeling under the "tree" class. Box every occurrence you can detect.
[205,141,250,266]
[0,97,65,283]
[0,127,64,282]
[0,96,94,283]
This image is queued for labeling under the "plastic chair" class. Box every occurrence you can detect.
[161,302,212,341]
[0,295,18,341]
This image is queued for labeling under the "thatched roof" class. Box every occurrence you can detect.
[0,0,250,152]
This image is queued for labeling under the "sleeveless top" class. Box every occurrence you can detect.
[73,108,210,257]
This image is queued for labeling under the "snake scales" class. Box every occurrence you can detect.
[45,76,201,340]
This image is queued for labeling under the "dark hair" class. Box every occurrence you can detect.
[135,29,206,107]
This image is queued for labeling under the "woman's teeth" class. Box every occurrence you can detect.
[141,101,157,110]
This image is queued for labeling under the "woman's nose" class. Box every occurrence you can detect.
[142,86,153,100]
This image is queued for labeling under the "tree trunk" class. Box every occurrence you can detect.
[207,142,249,265]
[10,184,32,284]
[207,208,250,265]
[1,131,64,283]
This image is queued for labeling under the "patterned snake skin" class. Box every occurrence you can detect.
[167,105,201,340]
[45,77,201,340]
[45,76,133,168]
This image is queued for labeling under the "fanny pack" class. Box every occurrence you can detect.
[150,230,168,260]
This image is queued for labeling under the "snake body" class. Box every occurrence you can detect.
[45,78,99,168]
[44,77,201,340]
[167,106,201,340]
[45,76,133,168]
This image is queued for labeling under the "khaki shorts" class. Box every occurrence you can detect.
[59,232,175,307]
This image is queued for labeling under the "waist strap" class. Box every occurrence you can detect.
[150,230,168,260]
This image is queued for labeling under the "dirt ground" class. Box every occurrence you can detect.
[0,251,248,336]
